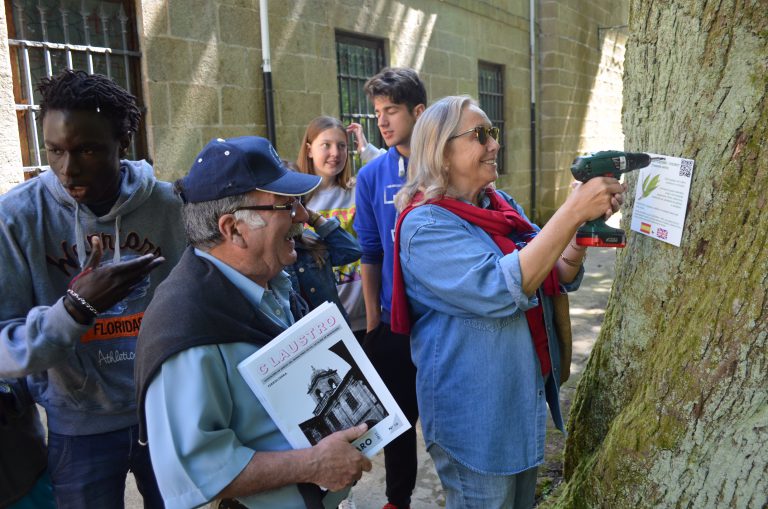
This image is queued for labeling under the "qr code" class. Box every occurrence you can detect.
[679,159,693,178]
[656,228,668,240]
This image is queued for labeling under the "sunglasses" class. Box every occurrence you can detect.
[448,126,500,145]
[231,197,303,218]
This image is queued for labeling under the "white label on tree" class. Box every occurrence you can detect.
[630,153,694,247]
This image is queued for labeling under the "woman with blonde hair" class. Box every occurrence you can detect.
[391,95,625,508]
[296,116,381,340]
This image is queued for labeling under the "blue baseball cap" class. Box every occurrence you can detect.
[177,136,321,203]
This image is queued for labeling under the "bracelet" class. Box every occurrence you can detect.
[66,289,99,317]
[560,252,585,267]
[570,242,587,252]
[309,213,322,227]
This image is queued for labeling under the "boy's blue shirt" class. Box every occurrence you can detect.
[353,146,408,320]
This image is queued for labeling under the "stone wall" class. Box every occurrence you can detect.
[1,0,628,218]
[137,0,536,202]
[537,0,628,221]
[0,8,23,193]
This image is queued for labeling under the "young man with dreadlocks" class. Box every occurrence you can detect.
[0,70,186,508]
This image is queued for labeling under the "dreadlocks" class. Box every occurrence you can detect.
[37,69,141,138]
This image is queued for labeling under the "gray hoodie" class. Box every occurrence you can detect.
[0,160,186,435]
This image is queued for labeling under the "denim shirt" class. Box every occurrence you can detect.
[285,217,361,321]
[398,193,582,474]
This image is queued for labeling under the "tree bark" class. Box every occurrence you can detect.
[555,1,768,507]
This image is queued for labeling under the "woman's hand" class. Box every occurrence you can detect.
[566,177,626,224]
[305,207,325,228]
[346,123,368,153]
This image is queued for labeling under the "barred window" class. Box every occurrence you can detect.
[335,32,385,170]
[6,0,145,178]
[478,62,505,173]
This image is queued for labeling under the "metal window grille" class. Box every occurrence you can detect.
[6,0,145,178]
[335,32,385,170]
[478,62,505,173]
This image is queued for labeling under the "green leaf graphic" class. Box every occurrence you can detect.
[641,173,661,199]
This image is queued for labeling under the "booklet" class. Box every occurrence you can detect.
[237,301,411,459]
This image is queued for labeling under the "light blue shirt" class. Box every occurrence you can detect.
[145,251,305,508]
[399,191,581,474]
[195,248,294,328]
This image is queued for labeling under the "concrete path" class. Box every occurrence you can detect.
[123,247,617,508]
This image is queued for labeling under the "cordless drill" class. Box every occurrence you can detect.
[570,150,653,248]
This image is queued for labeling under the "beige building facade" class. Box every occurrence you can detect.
[1,0,627,222]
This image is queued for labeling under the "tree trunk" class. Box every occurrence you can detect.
[554,1,768,507]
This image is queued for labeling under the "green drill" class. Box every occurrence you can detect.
[570,150,654,248]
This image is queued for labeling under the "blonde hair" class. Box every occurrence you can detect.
[296,116,354,191]
[394,95,476,211]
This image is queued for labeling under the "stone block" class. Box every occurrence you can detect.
[302,57,337,93]
[449,53,473,80]
[188,40,224,86]
[221,86,264,126]
[540,1,559,20]
[456,79,477,97]
[275,91,322,124]
[219,5,261,48]
[274,54,309,92]
[270,20,316,56]
[541,52,566,69]
[169,83,220,126]
[422,49,451,76]
[312,24,336,60]
[275,125,306,160]
[146,82,170,127]
[144,37,190,82]
[429,75,458,99]
[432,30,464,53]
[168,0,218,41]
[218,45,252,88]
[139,1,169,37]
[320,92,341,119]
[150,126,203,180]
[268,0,326,23]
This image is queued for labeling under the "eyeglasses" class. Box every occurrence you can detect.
[231,198,303,218]
[448,126,500,145]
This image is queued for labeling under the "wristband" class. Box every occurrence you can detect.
[66,289,99,318]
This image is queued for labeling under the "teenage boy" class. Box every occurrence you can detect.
[354,67,427,509]
[0,70,186,508]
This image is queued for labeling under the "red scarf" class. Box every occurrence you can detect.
[391,188,558,376]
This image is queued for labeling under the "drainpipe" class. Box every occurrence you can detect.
[259,0,277,147]
[529,0,537,221]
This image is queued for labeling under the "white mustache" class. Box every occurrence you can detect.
[288,224,304,239]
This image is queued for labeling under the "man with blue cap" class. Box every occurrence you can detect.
[135,136,372,509]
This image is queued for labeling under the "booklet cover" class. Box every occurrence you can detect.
[237,301,410,458]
